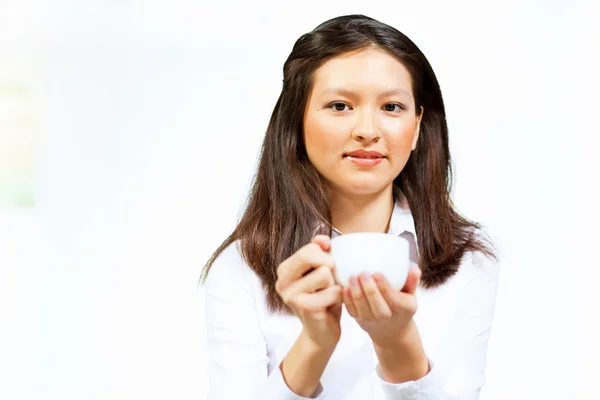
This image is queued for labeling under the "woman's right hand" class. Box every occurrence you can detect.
[275,235,343,351]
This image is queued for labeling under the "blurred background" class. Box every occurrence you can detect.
[1,0,598,399]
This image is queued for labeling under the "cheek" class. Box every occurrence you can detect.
[391,132,416,149]
[304,119,345,158]
[384,121,418,159]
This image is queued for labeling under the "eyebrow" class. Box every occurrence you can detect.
[322,87,412,99]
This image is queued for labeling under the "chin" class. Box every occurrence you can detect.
[333,179,391,197]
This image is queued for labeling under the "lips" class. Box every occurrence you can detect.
[344,149,385,159]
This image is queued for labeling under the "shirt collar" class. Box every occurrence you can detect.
[388,185,417,237]
[317,185,416,238]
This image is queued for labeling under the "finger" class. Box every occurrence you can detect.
[372,272,403,309]
[349,275,372,319]
[278,242,334,285]
[288,265,335,295]
[296,285,342,312]
[402,267,422,295]
[311,235,331,252]
[343,286,357,318]
[358,272,392,319]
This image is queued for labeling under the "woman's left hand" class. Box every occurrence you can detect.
[343,266,422,347]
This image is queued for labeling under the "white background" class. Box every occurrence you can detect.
[1,0,599,399]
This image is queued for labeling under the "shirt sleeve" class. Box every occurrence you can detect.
[373,251,500,400]
[203,242,325,400]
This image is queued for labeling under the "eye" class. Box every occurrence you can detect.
[384,103,406,113]
[327,102,352,112]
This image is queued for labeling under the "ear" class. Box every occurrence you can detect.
[411,106,424,151]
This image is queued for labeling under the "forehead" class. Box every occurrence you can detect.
[311,47,413,94]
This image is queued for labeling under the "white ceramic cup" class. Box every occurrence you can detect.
[329,232,411,290]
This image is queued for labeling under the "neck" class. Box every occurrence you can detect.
[330,184,395,234]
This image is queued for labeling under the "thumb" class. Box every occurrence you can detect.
[402,266,422,294]
[328,302,342,321]
[311,234,331,252]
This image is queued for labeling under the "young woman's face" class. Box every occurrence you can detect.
[303,47,422,196]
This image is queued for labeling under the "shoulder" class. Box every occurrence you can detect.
[434,227,500,298]
[459,250,499,285]
[426,248,498,297]
[211,240,245,267]
[457,224,498,275]
[452,227,501,311]
[203,240,259,295]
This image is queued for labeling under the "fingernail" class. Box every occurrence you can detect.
[360,272,372,282]
[349,276,358,287]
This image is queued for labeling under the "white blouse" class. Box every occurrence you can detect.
[202,192,500,399]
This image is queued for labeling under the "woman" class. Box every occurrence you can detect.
[200,14,499,400]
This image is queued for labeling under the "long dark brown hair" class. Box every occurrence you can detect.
[200,14,496,314]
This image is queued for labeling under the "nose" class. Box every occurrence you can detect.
[351,107,381,143]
